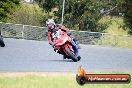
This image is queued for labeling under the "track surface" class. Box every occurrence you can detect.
[0,38,132,72]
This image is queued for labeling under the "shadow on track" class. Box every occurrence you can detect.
[48,59,74,62]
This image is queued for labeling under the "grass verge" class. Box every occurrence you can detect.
[100,34,132,48]
[97,16,132,48]
[0,72,131,88]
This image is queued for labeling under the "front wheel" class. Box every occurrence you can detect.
[65,46,78,62]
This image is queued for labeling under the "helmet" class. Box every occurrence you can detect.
[46,19,56,30]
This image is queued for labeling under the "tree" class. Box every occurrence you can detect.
[0,0,19,22]
[59,0,111,31]
[123,0,132,34]
[109,0,132,34]
[8,3,45,26]
[35,0,132,33]
[34,0,60,12]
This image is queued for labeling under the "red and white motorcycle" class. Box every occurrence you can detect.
[52,29,81,62]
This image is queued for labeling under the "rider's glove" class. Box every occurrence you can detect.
[49,42,53,46]
[67,32,71,36]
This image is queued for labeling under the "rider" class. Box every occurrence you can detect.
[46,19,70,46]
[46,19,79,59]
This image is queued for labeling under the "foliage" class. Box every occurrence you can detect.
[107,0,132,34]
[123,0,132,34]
[35,0,60,12]
[99,16,128,35]
[1,0,132,34]
[0,0,19,22]
[8,3,45,26]
[35,0,125,32]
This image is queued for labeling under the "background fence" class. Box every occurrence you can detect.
[0,22,132,48]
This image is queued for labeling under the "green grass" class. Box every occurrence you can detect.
[100,34,132,48]
[97,16,132,48]
[99,16,128,35]
[0,72,131,88]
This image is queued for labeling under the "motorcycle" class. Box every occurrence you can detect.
[52,29,81,62]
[0,34,5,47]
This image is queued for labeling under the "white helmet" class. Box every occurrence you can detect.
[46,19,55,25]
[46,19,56,30]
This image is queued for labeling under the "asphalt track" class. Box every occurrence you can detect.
[0,38,132,72]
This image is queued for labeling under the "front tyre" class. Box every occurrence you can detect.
[65,46,78,62]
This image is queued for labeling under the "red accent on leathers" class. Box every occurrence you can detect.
[48,30,53,43]
[57,25,67,32]
[47,25,68,43]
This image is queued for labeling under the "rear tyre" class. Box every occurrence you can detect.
[65,46,78,62]
[0,35,5,47]
[77,56,81,61]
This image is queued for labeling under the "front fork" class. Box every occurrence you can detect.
[70,38,79,57]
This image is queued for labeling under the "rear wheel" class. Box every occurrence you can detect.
[77,56,81,61]
[65,46,78,62]
[0,35,5,47]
